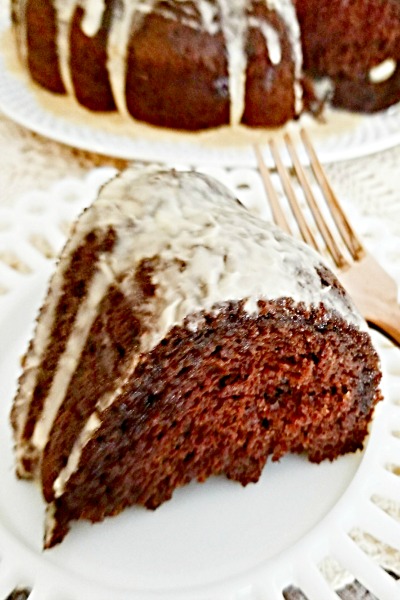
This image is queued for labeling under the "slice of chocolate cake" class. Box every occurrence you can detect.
[10,168,382,548]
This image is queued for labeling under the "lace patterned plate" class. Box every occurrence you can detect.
[0,170,400,600]
[1,16,400,167]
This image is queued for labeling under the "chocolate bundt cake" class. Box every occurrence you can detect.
[10,0,400,130]
[11,168,382,548]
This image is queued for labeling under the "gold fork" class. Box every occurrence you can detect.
[255,129,400,347]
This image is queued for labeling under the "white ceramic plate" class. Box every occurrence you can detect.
[1,17,400,167]
[0,277,382,599]
[0,171,400,600]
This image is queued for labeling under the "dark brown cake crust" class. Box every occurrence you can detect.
[331,63,400,113]
[242,3,298,126]
[45,296,381,547]
[295,0,400,112]
[24,0,65,95]
[70,1,117,112]
[124,6,230,130]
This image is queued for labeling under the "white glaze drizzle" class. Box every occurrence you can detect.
[44,502,57,548]
[195,0,219,34]
[11,0,29,66]
[31,259,115,453]
[107,0,156,116]
[369,58,397,83]
[13,168,368,500]
[12,222,92,476]
[248,16,281,65]
[53,412,102,498]
[53,0,78,96]
[266,0,303,113]
[218,0,248,125]
[81,0,106,37]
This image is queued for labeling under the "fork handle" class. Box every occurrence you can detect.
[367,304,400,348]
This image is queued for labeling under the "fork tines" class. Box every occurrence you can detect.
[254,129,365,271]
[255,130,400,346]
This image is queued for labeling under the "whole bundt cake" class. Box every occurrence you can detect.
[10,0,400,130]
[11,168,382,548]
